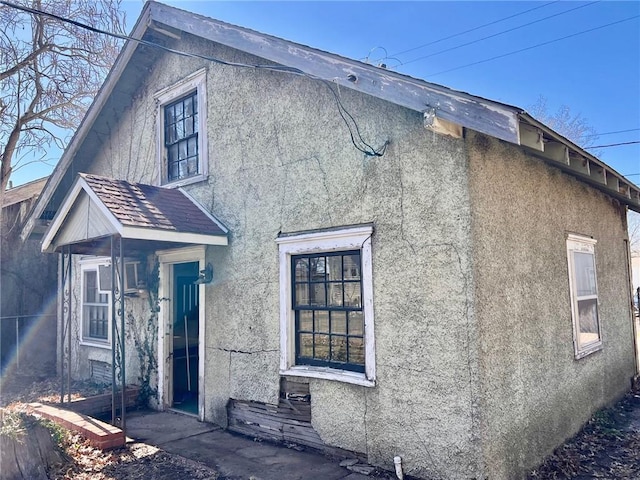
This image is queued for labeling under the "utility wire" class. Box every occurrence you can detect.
[424,15,639,78]
[582,128,640,138]
[585,141,640,149]
[0,0,388,157]
[390,1,559,58]
[397,1,599,67]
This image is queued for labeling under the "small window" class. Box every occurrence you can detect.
[165,92,199,182]
[566,234,601,358]
[82,267,110,344]
[277,225,375,387]
[155,69,208,187]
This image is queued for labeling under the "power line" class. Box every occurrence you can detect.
[398,1,599,68]
[585,141,640,149]
[389,1,559,58]
[424,15,639,78]
[0,0,388,157]
[583,128,640,138]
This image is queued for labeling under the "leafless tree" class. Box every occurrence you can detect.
[0,0,127,208]
[529,95,600,149]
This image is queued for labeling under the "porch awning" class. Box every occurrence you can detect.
[41,173,229,254]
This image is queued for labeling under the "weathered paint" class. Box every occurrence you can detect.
[466,130,636,479]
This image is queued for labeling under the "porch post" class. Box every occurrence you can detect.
[119,236,126,431]
[59,247,72,404]
[111,236,117,425]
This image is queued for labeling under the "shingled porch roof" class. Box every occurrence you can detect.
[41,173,228,254]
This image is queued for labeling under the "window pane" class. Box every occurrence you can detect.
[332,311,347,334]
[299,333,313,358]
[188,137,197,157]
[179,141,188,160]
[348,337,364,365]
[315,310,329,333]
[85,271,97,302]
[344,282,361,308]
[314,334,330,360]
[577,298,599,345]
[187,158,198,175]
[310,283,326,306]
[574,252,597,296]
[331,336,347,362]
[349,311,364,335]
[295,283,309,306]
[298,310,313,331]
[327,255,342,281]
[311,257,326,280]
[294,258,309,282]
[344,254,361,280]
[328,282,343,307]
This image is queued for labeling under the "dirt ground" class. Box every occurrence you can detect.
[0,374,218,480]
[2,373,640,479]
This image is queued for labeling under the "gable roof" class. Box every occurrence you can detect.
[3,177,47,208]
[41,173,228,254]
[23,1,640,238]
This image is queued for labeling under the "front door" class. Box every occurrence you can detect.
[171,262,199,414]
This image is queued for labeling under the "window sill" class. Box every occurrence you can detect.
[281,366,375,387]
[79,340,112,350]
[161,174,208,189]
[574,342,602,359]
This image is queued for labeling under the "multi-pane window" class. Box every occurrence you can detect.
[165,92,199,182]
[566,234,601,357]
[83,269,109,343]
[292,251,364,372]
[155,69,207,186]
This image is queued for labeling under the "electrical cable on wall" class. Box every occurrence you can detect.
[1,0,389,158]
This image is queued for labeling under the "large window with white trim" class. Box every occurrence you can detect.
[566,234,601,358]
[277,225,375,386]
[80,259,111,346]
[155,69,208,187]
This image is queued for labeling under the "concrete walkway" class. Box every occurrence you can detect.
[125,410,392,480]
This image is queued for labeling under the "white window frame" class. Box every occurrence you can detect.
[276,225,376,387]
[155,68,208,188]
[566,234,602,359]
[79,257,112,348]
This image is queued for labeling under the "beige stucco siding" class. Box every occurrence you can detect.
[467,131,636,479]
[82,33,482,479]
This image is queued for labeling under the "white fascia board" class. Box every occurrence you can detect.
[119,226,229,246]
[27,4,154,235]
[41,176,121,252]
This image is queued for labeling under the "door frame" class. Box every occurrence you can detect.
[157,245,206,420]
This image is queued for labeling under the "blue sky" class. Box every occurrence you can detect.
[12,0,640,186]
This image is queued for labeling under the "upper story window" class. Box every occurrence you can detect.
[566,234,601,358]
[80,258,111,347]
[276,225,376,387]
[155,69,208,187]
[165,92,199,182]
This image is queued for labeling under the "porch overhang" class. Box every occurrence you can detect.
[41,173,229,255]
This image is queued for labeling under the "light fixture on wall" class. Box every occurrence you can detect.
[194,263,213,285]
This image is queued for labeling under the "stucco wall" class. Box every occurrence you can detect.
[83,33,482,479]
[466,131,636,479]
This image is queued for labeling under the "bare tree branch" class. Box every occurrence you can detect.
[1,0,126,208]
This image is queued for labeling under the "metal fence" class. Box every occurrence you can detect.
[0,314,57,375]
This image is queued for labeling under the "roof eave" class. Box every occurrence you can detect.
[517,113,640,212]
